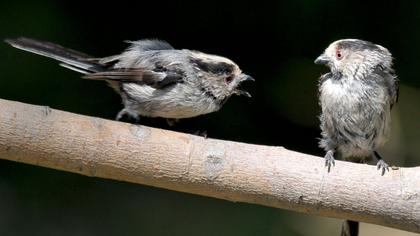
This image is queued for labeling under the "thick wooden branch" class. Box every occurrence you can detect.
[0,98,419,233]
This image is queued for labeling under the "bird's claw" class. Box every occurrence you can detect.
[376,159,389,176]
[324,150,335,172]
[116,108,140,122]
[193,130,208,138]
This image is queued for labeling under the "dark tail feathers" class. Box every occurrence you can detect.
[5,37,106,74]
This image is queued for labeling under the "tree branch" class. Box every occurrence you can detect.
[0,98,418,233]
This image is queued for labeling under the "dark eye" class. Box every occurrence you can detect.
[225,75,234,83]
[336,50,343,60]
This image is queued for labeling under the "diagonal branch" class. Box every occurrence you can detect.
[0,98,418,233]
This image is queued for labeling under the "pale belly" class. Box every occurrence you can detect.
[319,79,391,158]
[120,83,221,119]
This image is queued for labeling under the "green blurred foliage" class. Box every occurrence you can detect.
[0,0,419,235]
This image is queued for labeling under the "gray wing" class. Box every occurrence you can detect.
[374,65,399,109]
[84,40,186,89]
[83,68,184,89]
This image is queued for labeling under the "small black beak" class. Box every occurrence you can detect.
[314,54,329,65]
[241,74,255,82]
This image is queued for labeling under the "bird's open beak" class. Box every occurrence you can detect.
[314,53,329,65]
[241,74,255,82]
[235,74,254,97]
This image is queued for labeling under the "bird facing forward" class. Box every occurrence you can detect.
[315,39,398,175]
[5,37,253,123]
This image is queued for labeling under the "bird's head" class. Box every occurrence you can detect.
[189,52,254,102]
[315,39,393,79]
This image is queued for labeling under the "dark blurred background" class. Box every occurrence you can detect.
[1,0,419,235]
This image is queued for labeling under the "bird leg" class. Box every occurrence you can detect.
[374,151,389,176]
[116,108,140,122]
[324,150,335,172]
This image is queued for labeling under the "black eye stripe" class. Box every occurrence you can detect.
[190,58,234,75]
